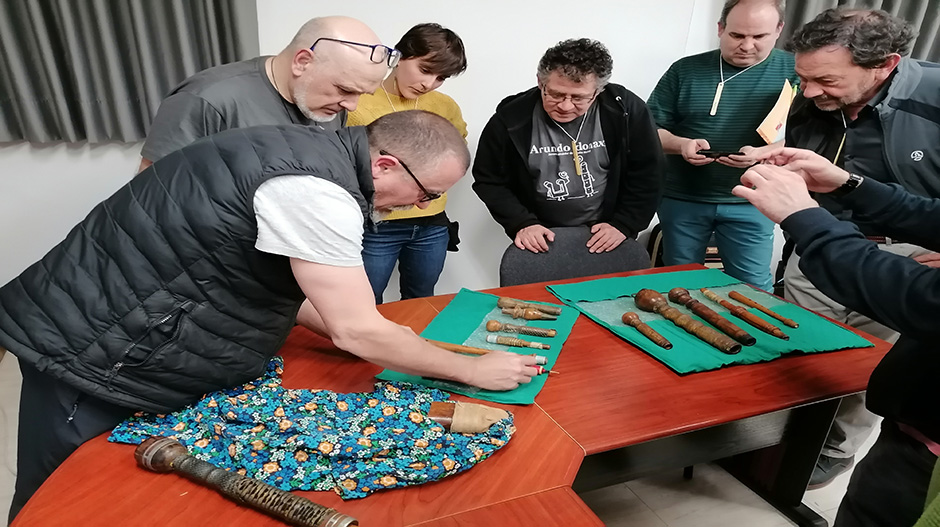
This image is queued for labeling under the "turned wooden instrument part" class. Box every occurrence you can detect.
[485,320,557,338]
[728,290,799,328]
[633,289,741,354]
[668,288,756,346]
[486,334,550,350]
[496,296,563,316]
[700,288,789,340]
[135,436,358,527]
[621,311,673,349]
[501,306,557,320]
[427,338,547,365]
[428,401,509,433]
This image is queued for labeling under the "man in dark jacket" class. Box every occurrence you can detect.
[734,147,939,527]
[783,8,940,488]
[1,111,538,522]
[472,38,663,257]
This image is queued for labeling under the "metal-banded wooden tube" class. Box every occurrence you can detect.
[621,311,673,349]
[501,306,557,320]
[486,334,550,350]
[700,288,789,340]
[496,296,563,316]
[728,291,799,328]
[426,339,547,365]
[668,288,756,346]
[485,320,557,338]
[634,289,741,355]
[135,436,358,527]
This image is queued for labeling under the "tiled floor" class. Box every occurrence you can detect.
[0,351,873,525]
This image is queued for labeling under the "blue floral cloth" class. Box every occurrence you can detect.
[109,358,514,499]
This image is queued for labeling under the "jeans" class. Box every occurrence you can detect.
[362,223,448,304]
[658,197,775,291]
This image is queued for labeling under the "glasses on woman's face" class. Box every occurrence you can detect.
[310,37,402,68]
[540,85,598,106]
[379,150,441,202]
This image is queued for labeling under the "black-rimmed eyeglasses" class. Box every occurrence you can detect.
[310,37,402,68]
[379,149,441,202]
[540,85,598,106]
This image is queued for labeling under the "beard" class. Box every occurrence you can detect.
[292,76,338,123]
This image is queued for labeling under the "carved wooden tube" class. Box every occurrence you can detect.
[621,311,673,349]
[501,306,557,320]
[135,436,358,527]
[668,288,756,346]
[700,288,789,340]
[496,296,563,316]
[486,334,550,350]
[728,291,799,328]
[485,320,557,338]
[634,289,741,354]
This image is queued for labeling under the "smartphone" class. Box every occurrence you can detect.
[697,149,744,158]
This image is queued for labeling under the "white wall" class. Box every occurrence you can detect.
[0,0,734,293]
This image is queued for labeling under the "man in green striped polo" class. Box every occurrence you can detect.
[647,0,798,291]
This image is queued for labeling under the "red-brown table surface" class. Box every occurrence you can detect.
[14,265,890,526]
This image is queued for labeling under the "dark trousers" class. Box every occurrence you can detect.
[8,362,133,525]
[835,420,937,527]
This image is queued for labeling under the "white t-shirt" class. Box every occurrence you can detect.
[253,175,365,266]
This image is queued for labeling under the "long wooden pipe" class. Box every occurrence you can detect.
[668,288,756,346]
[728,291,799,328]
[634,289,741,354]
[425,339,548,365]
[700,288,789,340]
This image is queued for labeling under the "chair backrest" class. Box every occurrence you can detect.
[499,226,650,286]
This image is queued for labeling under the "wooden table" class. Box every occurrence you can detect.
[13,265,891,527]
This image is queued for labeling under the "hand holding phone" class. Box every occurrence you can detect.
[697,149,745,158]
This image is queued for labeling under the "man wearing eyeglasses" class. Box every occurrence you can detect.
[781,9,940,492]
[3,110,540,523]
[646,0,796,292]
[137,16,393,172]
[473,38,664,256]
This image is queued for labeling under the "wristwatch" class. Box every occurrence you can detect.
[830,173,864,197]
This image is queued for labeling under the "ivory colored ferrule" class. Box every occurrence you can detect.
[486,334,550,350]
[530,354,548,365]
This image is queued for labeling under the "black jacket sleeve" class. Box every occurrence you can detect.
[607,94,664,239]
[471,114,540,239]
[781,179,940,339]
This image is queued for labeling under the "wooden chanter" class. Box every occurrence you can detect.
[621,311,673,349]
[485,320,557,338]
[668,288,756,346]
[700,288,789,340]
[135,436,357,527]
[633,289,741,354]
[501,306,557,320]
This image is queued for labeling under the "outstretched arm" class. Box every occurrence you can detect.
[291,259,538,390]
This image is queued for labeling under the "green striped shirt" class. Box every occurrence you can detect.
[647,48,797,202]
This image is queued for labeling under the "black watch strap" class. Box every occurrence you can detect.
[831,173,864,197]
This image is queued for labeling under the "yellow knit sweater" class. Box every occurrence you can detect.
[348,88,468,220]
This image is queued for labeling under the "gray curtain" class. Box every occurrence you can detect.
[781,0,940,62]
[0,0,259,143]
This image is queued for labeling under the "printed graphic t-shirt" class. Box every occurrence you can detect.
[528,103,609,226]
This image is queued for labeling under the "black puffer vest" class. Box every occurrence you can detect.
[0,125,373,412]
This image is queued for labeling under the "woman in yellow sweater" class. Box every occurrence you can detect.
[348,23,468,304]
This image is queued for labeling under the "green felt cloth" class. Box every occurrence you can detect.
[547,269,873,374]
[376,288,579,404]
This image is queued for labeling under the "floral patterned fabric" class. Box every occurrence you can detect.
[109,358,514,499]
